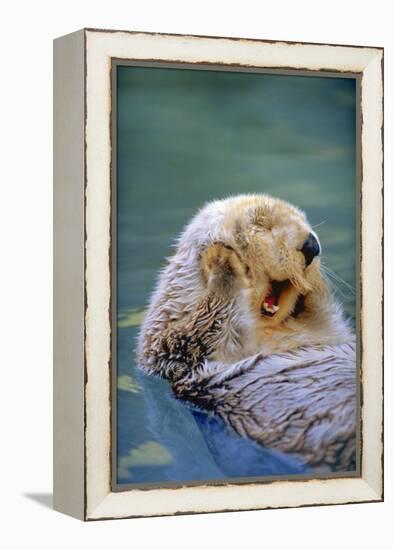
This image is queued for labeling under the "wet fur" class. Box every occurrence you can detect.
[137,194,356,472]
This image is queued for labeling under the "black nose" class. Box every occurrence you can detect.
[301,233,320,266]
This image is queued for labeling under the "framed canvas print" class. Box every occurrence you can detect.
[53,28,383,520]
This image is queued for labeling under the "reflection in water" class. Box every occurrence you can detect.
[118,441,173,480]
[116,66,357,485]
[117,374,141,394]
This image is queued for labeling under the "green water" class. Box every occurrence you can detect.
[116,66,357,484]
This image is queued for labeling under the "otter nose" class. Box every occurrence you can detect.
[301,233,320,266]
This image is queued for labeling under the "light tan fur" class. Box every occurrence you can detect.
[137,195,356,471]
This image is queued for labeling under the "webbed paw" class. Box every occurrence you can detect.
[201,242,249,292]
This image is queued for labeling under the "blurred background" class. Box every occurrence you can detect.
[116,65,357,485]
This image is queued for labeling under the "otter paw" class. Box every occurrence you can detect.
[201,242,249,291]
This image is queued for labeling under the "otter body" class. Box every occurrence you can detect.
[138,195,356,472]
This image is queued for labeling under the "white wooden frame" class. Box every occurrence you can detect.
[53,28,383,521]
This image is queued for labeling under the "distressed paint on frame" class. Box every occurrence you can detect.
[80,29,383,520]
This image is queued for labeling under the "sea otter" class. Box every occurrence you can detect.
[137,194,356,472]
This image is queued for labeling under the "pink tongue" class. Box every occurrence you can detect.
[265,294,276,308]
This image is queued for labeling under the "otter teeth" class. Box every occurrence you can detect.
[263,302,279,314]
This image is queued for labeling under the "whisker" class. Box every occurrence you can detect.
[322,265,355,294]
[321,267,347,299]
[312,220,327,229]
[320,263,356,298]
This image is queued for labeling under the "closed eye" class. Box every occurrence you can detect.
[251,224,271,234]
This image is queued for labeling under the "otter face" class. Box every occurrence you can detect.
[221,195,322,327]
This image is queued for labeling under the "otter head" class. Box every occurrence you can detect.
[216,194,326,327]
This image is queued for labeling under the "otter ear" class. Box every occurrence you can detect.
[235,222,249,251]
[234,227,249,252]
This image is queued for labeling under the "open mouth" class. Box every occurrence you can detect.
[261,279,291,317]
